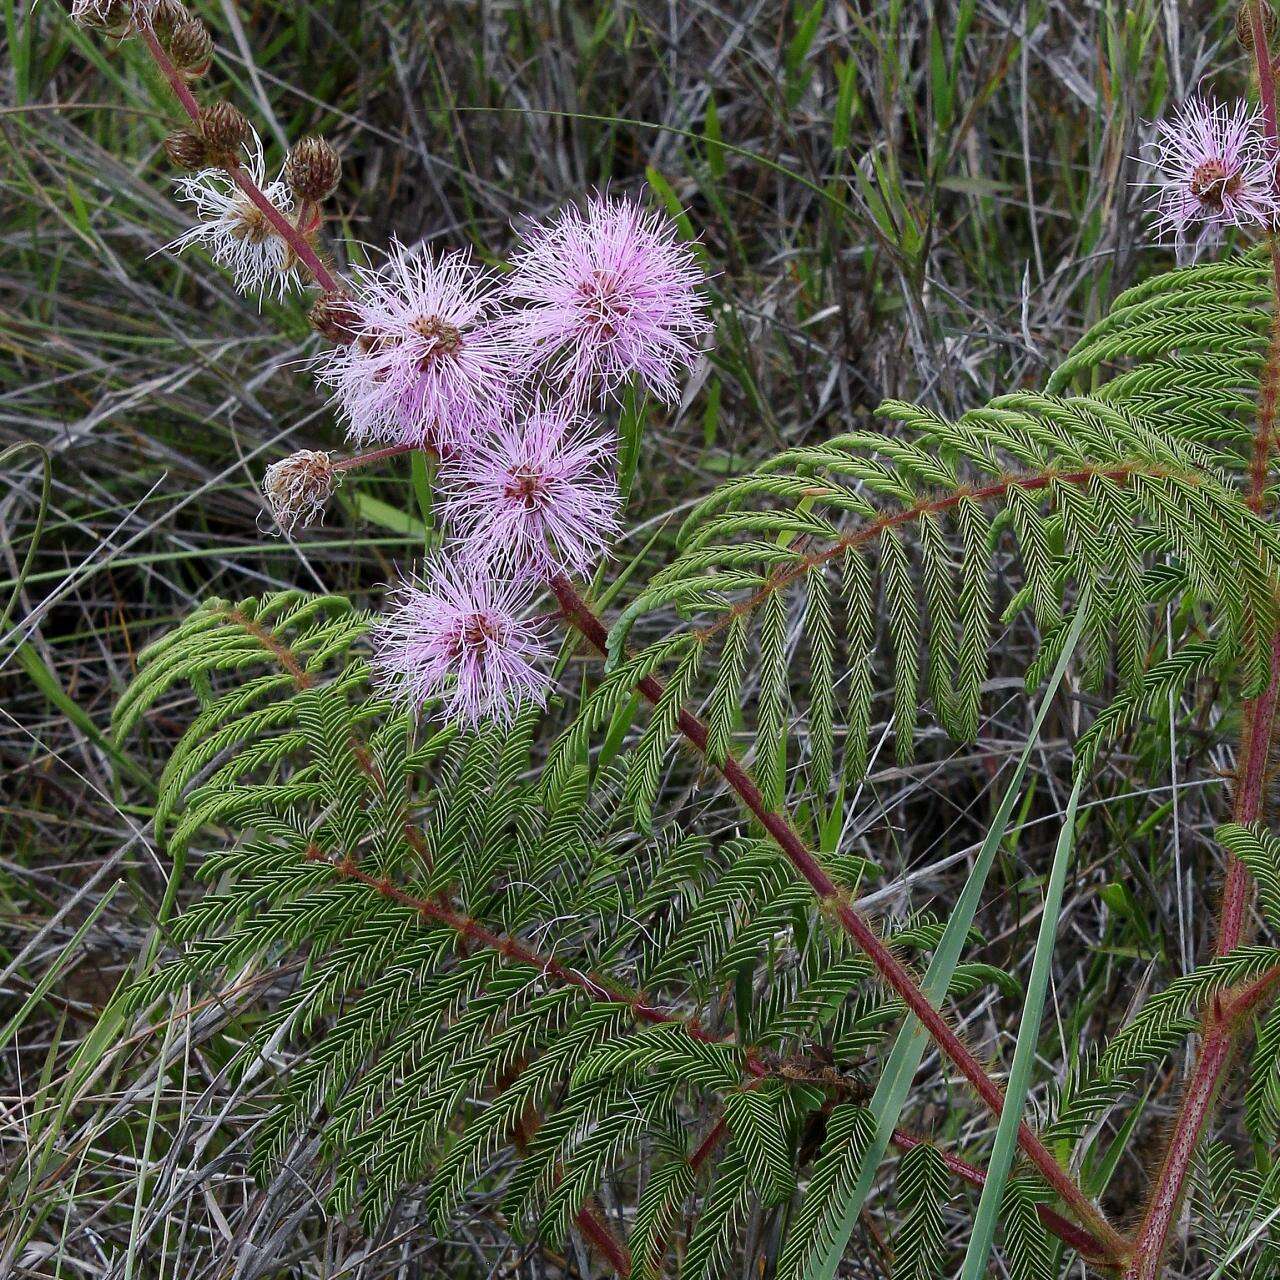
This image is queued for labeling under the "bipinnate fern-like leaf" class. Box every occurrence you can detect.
[110,246,1280,1278]
[893,1141,951,1280]
[601,389,1279,823]
[113,592,1014,1268]
[776,1104,875,1280]
[1190,1142,1280,1280]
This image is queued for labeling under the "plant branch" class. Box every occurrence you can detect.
[1124,13,1280,1270]
[1123,964,1280,1280]
[135,19,340,293]
[548,573,1126,1261]
[693,462,1162,647]
[315,845,1116,1263]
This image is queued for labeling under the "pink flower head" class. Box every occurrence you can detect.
[373,560,550,726]
[313,241,514,450]
[441,402,621,579]
[502,194,711,405]
[1145,96,1279,241]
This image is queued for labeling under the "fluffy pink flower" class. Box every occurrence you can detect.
[373,561,550,726]
[440,403,620,579]
[1145,96,1278,240]
[502,195,711,405]
[313,242,514,450]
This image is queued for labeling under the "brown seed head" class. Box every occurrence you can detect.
[262,450,338,534]
[309,290,361,344]
[163,128,210,171]
[168,18,213,77]
[70,0,134,32]
[1237,2,1278,50]
[150,0,190,37]
[285,136,342,203]
[199,101,250,165]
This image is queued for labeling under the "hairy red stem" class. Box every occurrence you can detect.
[332,444,418,473]
[1124,967,1280,1280]
[1125,13,1280,1270]
[136,20,340,293]
[547,573,1125,1261]
[575,1201,633,1276]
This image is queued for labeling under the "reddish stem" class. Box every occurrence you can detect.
[691,1088,1109,1260]
[136,20,340,293]
[1124,966,1280,1280]
[575,1203,632,1276]
[332,444,418,473]
[1254,2,1279,154]
[1125,12,1280,1271]
[547,574,1125,1261]
[888,1130,1110,1260]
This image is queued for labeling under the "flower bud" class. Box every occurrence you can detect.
[150,0,189,37]
[168,18,213,77]
[164,128,210,170]
[1237,2,1277,50]
[285,136,342,203]
[309,290,361,344]
[199,101,251,164]
[262,450,337,534]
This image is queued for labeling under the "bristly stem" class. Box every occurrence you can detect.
[1123,965,1280,1280]
[1123,9,1280,1272]
[332,444,418,472]
[135,19,341,294]
[547,573,1126,1262]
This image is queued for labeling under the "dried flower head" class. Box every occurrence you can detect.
[69,0,139,31]
[309,290,361,343]
[1144,96,1279,241]
[199,101,251,165]
[312,241,514,450]
[502,194,711,405]
[262,450,337,534]
[164,128,209,171]
[285,136,342,203]
[441,402,620,579]
[149,0,187,36]
[168,17,213,77]
[373,561,550,726]
[168,130,302,303]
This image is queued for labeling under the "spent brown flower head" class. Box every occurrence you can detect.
[69,0,135,32]
[309,290,361,344]
[168,17,213,76]
[285,136,342,203]
[163,128,209,170]
[262,450,337,534]
[199,101,251,165]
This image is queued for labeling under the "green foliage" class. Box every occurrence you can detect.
[600,253,1280,819]
[113,591,1009,1268]
[112,249,1280,1277]
[1191,1143,1280,1280]
[893,1142,950,1280]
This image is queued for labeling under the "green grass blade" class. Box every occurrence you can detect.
[959,772,1084,1280]
[0,881,121,1054]
[802,605,1087,1280]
